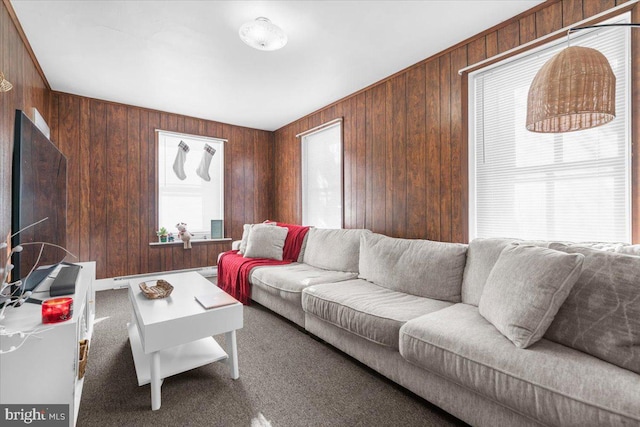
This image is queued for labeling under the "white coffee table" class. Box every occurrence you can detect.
[126,271,243,410]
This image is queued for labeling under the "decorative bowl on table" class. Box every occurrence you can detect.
[139,279,174,299]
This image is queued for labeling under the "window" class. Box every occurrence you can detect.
[300,120,343,228]
[469,14,631,243]
[157,130,224,239]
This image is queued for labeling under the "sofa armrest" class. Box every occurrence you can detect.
[217,242,241,264]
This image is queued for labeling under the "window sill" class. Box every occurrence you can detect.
[149,238,232,247]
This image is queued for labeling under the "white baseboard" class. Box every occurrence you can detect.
[95,266,218,292]
[94,277,117,292]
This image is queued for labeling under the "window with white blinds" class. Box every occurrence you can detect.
[301,121,343,228]
[469,14,631,243]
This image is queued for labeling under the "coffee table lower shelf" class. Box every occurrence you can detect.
[127,322,228,386]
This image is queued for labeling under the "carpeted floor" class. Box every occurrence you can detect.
[77,287,468,427]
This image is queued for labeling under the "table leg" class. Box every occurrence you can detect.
[225,330,239,379]
[150,351,162,410]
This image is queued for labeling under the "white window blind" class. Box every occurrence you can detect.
[301,122,343,228]
[469,14,631,243]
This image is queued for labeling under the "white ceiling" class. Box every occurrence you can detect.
[11,1,543,131]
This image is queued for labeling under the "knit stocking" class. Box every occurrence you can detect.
[173,141,190,180]
[196,144,216,181]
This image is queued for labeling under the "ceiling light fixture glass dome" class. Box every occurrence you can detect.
[239,17,287,51]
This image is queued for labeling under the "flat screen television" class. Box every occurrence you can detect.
[11,109,68,289]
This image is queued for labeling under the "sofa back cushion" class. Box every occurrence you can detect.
[238,224,253,254]
[544,244,640,374]
[616,244,640,257]
[303,228,369,272]
[296,232,309,262]
[358,233,467,302]
[461,238,518,306]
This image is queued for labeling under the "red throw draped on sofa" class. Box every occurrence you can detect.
[217,223,310,304]
[275,222,310,262]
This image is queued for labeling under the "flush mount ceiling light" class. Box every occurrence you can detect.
[239,17,287,51]
[526,23,639,133]
[0,71,13,92]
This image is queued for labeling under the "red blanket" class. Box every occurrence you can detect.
[276,222,310,262]
[217,223,310,304]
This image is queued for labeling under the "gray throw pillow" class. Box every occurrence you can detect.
[243,224,288,260]
[479,244,584,349]
[238,222,275,254]
[545,244,640,374]
[238,224,252,254]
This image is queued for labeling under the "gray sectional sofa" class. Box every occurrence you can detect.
[234,227,640,427]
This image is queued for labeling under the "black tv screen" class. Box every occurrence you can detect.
[11,110,67,285]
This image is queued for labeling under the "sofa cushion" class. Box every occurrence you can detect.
[545,244,640,374]
[238,224,252,254]
[616,244,640,257]
[243,224,288,260]
[250,263,358,295]
[358,233,467,302]
[296,232,310,262]
[250,263,356,328]
[460,238,563,306]
[302,228,368,273]
[479,244,584,348]
[302,279,452,349]
[400,304,640,426]
[461,238,517,306]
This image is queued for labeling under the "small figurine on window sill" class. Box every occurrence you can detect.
[176,222,193,249]
[156,227,168,243]
[168,233,174,243]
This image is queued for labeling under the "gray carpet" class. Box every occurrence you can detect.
[77,287,468,427]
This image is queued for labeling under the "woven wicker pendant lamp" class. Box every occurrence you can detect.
[526,22,640,134]
[526,46,616,133]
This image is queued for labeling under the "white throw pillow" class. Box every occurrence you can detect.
[243,224,289,260]
[238,222,275,254]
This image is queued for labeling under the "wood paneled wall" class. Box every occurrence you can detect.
[3,0,639,283]
[273,0,638,243]
[49,93,274,279]
[0,0,50,243]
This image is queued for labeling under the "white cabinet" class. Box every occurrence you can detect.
[0,262,95,427]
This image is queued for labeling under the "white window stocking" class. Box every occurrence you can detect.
[172,141,189,180]
[196,144,216,181]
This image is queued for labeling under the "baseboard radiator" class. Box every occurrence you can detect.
[111,266,218,289]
